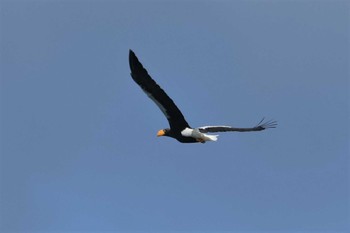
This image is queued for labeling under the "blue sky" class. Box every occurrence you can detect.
[0,0,349,232]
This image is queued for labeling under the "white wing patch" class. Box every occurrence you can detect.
[199,125,232,130]
[181,127,193,137]
[181,127,218,142]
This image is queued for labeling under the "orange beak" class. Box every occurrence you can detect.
[157,129,165,137]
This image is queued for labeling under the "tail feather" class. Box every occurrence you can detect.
[203,134,218,142]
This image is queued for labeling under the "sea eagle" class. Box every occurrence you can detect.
[129,50,276,143]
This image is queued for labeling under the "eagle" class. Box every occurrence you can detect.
[129,50,276,143]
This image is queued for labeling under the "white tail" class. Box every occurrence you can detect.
[203,134,219,142]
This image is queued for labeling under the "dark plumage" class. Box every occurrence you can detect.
[129,50,276,143]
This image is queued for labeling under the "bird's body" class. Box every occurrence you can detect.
[158,127,218,143]
[129,50,276,143]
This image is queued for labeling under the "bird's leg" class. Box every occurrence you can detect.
[196,138,206,143]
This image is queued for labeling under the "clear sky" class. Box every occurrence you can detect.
[0,0,349,232]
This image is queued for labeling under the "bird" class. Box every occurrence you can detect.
[129,50,277,143]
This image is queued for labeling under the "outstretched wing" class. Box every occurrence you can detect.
[129,50,190,131]
[199,118,277,133]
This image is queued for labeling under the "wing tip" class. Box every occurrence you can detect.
[257,118,278,130]
[129,49,140,72]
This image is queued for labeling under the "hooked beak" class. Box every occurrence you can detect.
[157,129,165,137]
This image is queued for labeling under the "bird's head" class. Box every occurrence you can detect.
[157,128,171,137]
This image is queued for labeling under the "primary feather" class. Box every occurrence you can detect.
[199,118,277,133]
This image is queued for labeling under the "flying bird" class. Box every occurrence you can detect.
[129,50,276,143]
